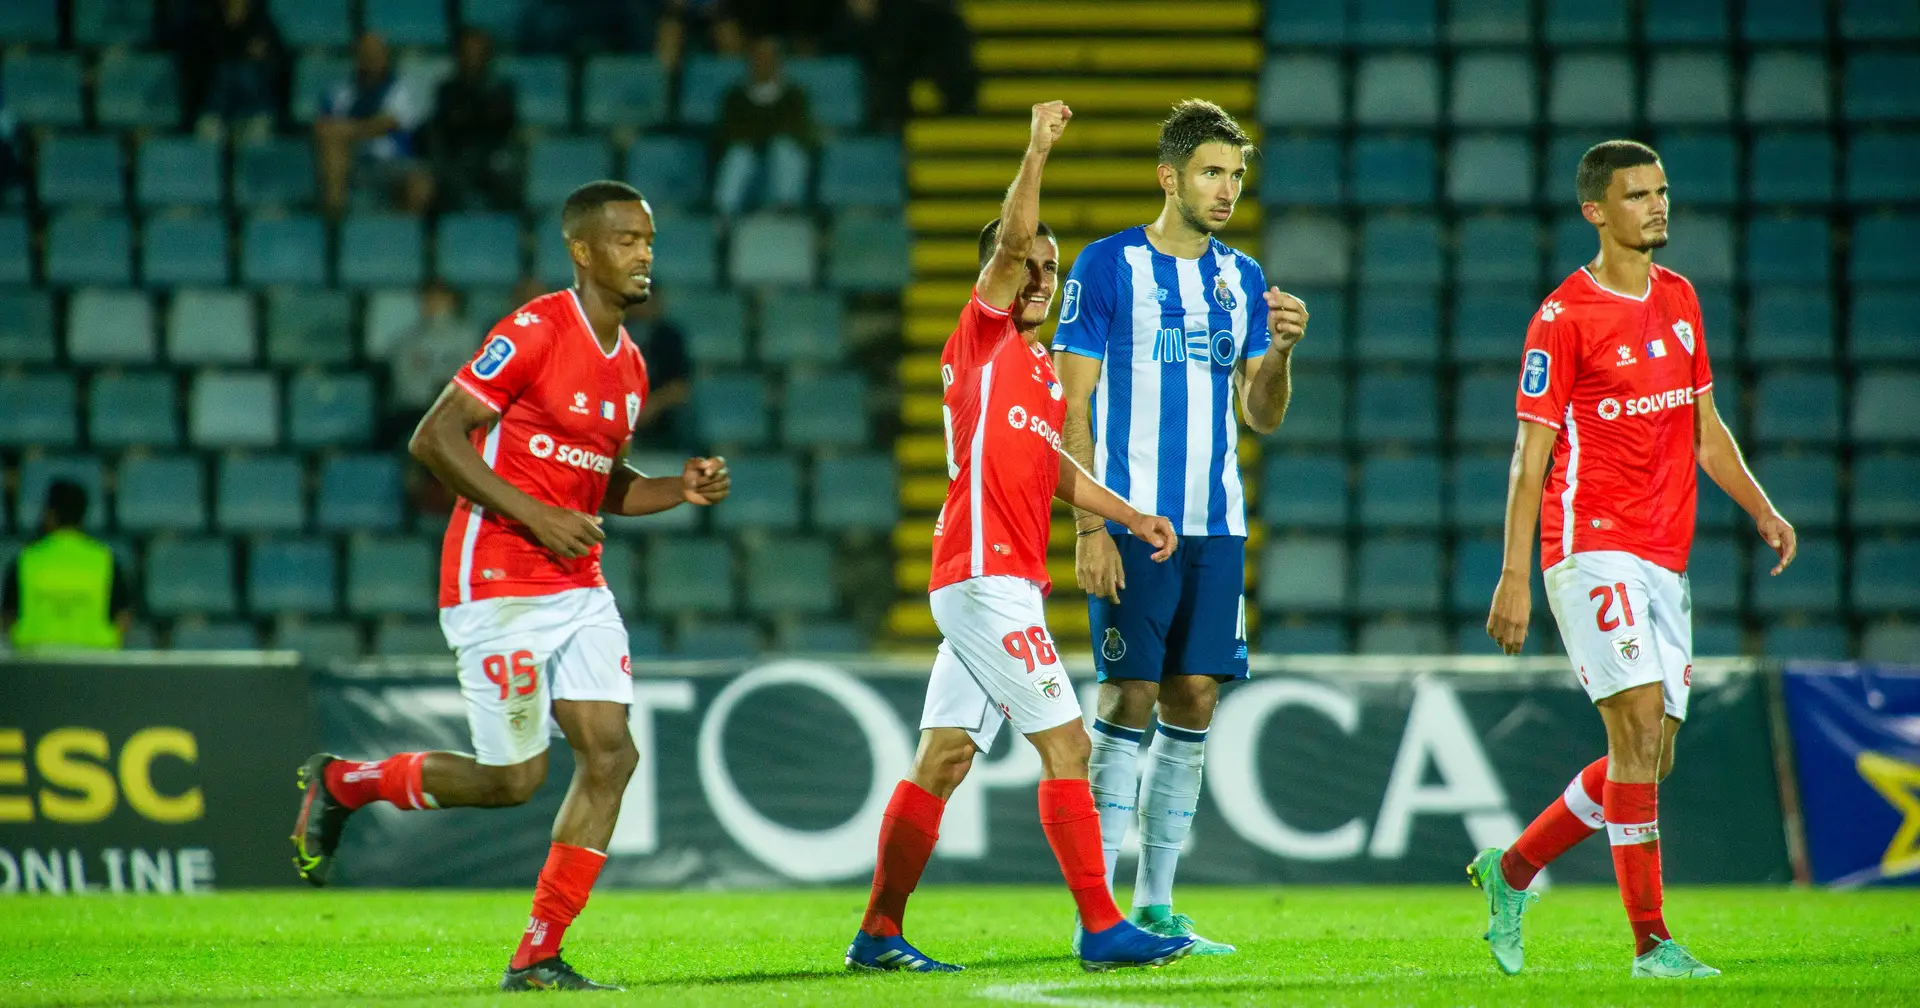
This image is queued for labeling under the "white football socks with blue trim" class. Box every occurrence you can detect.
[1133,723,1206,909]
[1087,718,1144,891]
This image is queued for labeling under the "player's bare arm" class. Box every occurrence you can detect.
[409,382,606,559]
[978,101,1070,310]
[1237,288,1308,434]
[1056,452,1177,564]
[601,446,731,516]
[1487,420,1557,655]
[1055,351,1128,602]
[1694,390,1796,575]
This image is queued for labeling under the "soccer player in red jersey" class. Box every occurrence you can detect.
[845,102,1195,974]
[1469,141,1797,979]
[289,181,731,992]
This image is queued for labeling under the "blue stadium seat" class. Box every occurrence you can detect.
[664,289,746,366]
[216,455,304,532]
[1752,536,1840,613]
[168,620,258,650]
[1646,0,1729,43]
[1449,53,1535,127]
[715,453,800,531]
[1746,217,1831,285]
[1266,0,1346,45]
[364,0,447,46]
[675,621,760,659]
[1354,54,1439,127]
[1448,455,1511,529]
[779,621,865,654]
[818,137,905,209]
[1358,456,1442,529]
[1351,136,1437,205]
[1452,286,1537,363]
[759,290,843,364]
[1842,0,1920,39]
[460,0,525,35]
[1259,537,1348,613]
[115,455,203,533]
[1753,370,1841,444]
[1853,371,1920,442]
[582,55,667,128]
[1694,284,1738,355]
[248,538,337,614]
[146,538,237,617]
[730,214,817,287]
[0,0,58,43]
[1753,454,1838,528]
[3,54,82,126]
[1287,285,1345,363]
[1548,212,1601,275]
[1354,371,1438,443]
[1359,620,1448,655]
[532,209,572,287]
[812,454,897,532]
[1745,50,1830,123]
[1261,453,1347,528]
[1764,624,1850,661]
[1356,288,1440,363]
[594,539,636,611]
[38,135,124,208]
[46,213,133,286]
[789,57,864,129]
[1272,364,1345,443]
[1688,535,1743,613]
[66,288,155,364]
[1356,537,1443,613]
[1262,137,1341,206]
[289,373,373,447]
[1749,131,1835,204]
[190,371,280,447]
[1851,290,1920,363]
[786,371,868,448]
[1545,0,1627,43]
[625,620,665,658]
[266,288,353,364]
[317,453,401,532]
[1353,0,1436,45]
[1546,129,1613,199]
[1258,55,1343,128]
[168,289,256,364]
[1846,53,1920,121]
[1846,132,1920,203]
[89,371,178,449]
[495,55,569,129]
[1264,215,1350,286]
[1358,214,1441,286]
[1850,215,1920,283]
[691,372,768,446]
[0,372,77,448]
[828,210,910,290]
[651,210,719,286]
[525,136,613,208]
[337,214,423,288]
[142,215,230,287]
[1645,52,1732,124]
[234,139,316,208]
[242,215,326,286]
[1446,0,1531,43]
[362,288,419,358]
[368,620,441,656]
[1655,210,1736,285]
[1855,540,1920,611]
[1453,373,1518,444]
[435,212,520,287]
[678,56,746,126]
[0,290,53,362]
[746,538,834,615]
[1549,52,1635,125]
[96,53,179,129]
[346,536,437,616]
[1657,131,1737,205]
[1448,135,1533,205]
[646,537,735,615]
[270,0,351,47]
[1454,219,1538,285]
[625,136,707,208]
[1745,0,1827,40]
[1861,622,1920,662]
[1261,620,1350,656]
[1693,619,1745,656]
[1746,288,1832,362]
[1703,366,1745,442]
[0,216,28,284]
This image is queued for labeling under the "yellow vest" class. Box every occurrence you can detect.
[10,529,122,652]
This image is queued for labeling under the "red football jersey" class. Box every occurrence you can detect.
[930,290,1066,593]
[438,289,651,607]
[1516,264,1714,573]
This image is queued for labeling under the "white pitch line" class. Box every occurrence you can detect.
[978,981,1182,1008]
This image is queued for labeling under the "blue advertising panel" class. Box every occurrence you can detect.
[1783,662,1920,887]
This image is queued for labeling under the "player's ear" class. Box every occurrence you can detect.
[568,235,591,269]
[1156,162,1177,196]
[1579,201,1605,228]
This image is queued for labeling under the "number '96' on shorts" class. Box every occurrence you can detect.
[1544,550,1693,721]
[921,575,1084,752]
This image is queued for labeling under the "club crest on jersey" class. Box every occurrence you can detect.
[1521,349,1551,396]
[1212,273,1237,311]
[1672,319,1696,354]
[471,334,515,379]
[1613,635,1642,664]
[1101,627,1127,662]
[1059,279,1082,323]
[626,392,641,431]
[1034,676,1063,701]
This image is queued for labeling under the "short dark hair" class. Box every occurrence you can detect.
[1576,140,1662,203]
[45,479,87,528]
[1158,99,1254,169]
[561,180,647,239]
[977,218,1055,269]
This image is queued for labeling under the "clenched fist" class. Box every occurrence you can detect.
[1029,101,1072,154]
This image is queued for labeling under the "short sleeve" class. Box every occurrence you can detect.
[1050,243,1118,360]
[944,287,1013,370]
[453,323,549,413]
[1241,258,1272,359]
[1515,303,1575,430]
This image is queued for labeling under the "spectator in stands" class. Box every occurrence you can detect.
[656,0,746,72]
[382,279,477,445]
[418,28,518,212]
[625,290,692,448]
[3,481,133,653]
[313,32,432,216]
[831,0,977,129]
[713,36,815,218]
[171,0,289,142]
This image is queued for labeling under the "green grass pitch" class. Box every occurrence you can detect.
[5,886,1916,1006]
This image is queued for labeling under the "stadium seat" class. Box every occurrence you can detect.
[0,372,78,448]
[759,290,843,364]
[1852,455,1920,526]
[37,135,124,208]
[1272,364,1346,443]
[1763,623,1849,660]
[1854,540,1920,611]
[3,53,82,126]
[1753,536,1841,613]
[67,288,156,364]
[1352,137,1437,206]
[652,211,719,286]
[234,139,317,208]
[271,0,351,47]
[1743,0,1825,40]
[288,373,374,447]
[113,455,203,533]
[1546,129,1614,199]
[1359,215,1442,285]
[1687,536,1743,614]
[1860,623,1920,664]
[588,539,634,612]
[730,214,817,287]
[337,214,424,288]
[1656,131,1737,205]
[1746,288,1833,362]
[346,536,437,616]
[665,289,747,366]
[1261,620,1350,656]
[1655,211,1735,285]
[248,537,337,614]
[65,0,147,46]
[374,620,446,656]
[1692,619,1744,656]
[1266,0,1345,45]
[1261,454,1347,528]
[0,216,28,284]
[0,0,58,43]
[1846,53,1920,121]
[1287,285,1345,363]
[1846,132,1920,203]
[1352,0,1436,44]
[1450,53,1535,127]
[242,215,327,286]
[1354,371,1439,443]
[89,371,179,449]
[818,137,905,209]
[1454,219,1539,286]
[812,455,898,532]
[1850,215,1920,283]
[1355,537,1443,613]
[265,288,353,365]
[691,373,769,446]
[16,458,105,534]
[1698,469,1745,533]
[1549,52,1635,125]
[526,136,614,209]
[141,214,230,287]
[1447,455,1511,530]
[1753,454,1838,528]
[46,213,133,286]
[96,53,179,129]
[1447,135,1533,206]
[828,211,910,290]
[168,289,256,364]
[364,0,446,45]
[1746,217,1831,285]
[495,55,569,129]
[625,620,665,658]
[1646,0,1730,41]
[1692,284,1739,358]
[715,453,800,531]
[1258,55,1343,128]
[1645,51,1733,124]
[1749,131,1835,204]
[1753,370,1841,444]
[1355,289,1440,363]
[290,53,352,124]
[786,371,868,448]
[675,621,759,659]
[647,537,735,615]
[1263,215,1350,286]
[362,288,419,358]
[1358,619,1448,655]
[190,371,280,447]
[1842,0,1920,39]
[1451,373,1517,444]
[1358,456,1442,529]
[459,0,524,35]
[170,621,259,650]
[625,136,707,208]
[788,56,864,129]
[145,538,237,617]
[216,455,304,532]
[1545,0,1628,42]
[678,56,747,126]
[435,213,521,287]
[1451,285,1536,362]
[582,55,667,128]
[1258,537,1348,613]
[1354,54,1439,127]
[1745,50,1831,123]
[746,538,834,615]
[1852,371,1920,442]
[0,290,53,362]
[1261,137,1342,206]
[779,621,865,654]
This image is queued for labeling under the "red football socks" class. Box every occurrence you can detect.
[860,780,946,938]
[323,752,437,811]
[511,843,608,969]
[1501,757,1608,890]
[1038,778,1124,933]
[1604,779,1669,955]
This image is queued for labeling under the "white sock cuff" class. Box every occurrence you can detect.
[1606,820,1659,846]
[1562,771,1606,829]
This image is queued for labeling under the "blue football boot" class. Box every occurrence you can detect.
[845,931,965,973]
[1075,919,1196,972]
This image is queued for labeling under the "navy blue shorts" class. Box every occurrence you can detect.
[1089,533,1249,684]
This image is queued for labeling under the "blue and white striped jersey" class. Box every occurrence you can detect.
[1051,226,1270,537]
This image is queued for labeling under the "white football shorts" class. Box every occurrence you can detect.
[1544,550,1693,721]
[922,575,1084,751]
[438,586,633,766]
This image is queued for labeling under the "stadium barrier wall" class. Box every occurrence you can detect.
[1781,662,1920,888]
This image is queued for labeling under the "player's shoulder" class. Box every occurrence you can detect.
[1208,236,1262,273]
[1648,262,1699,300]
[1074,227,1145,269]
[484,289,570,346]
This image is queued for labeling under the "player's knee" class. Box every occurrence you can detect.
[582,739,639,788]
[1097,680,1158,729]
[1157,675,1219,729]
[481,760,545,807]
[1032,723,1091,779]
